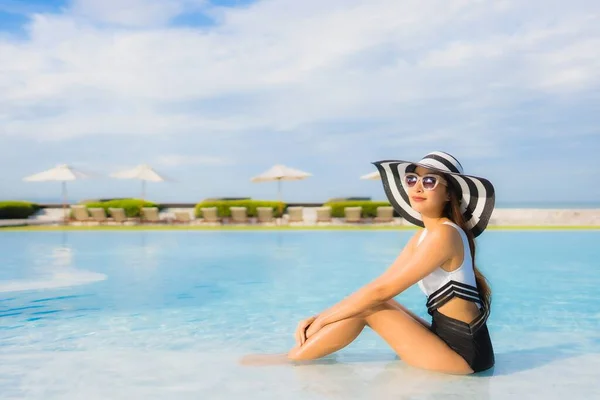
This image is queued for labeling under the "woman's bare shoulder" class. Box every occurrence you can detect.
[405,229,425,249]
[426,221,462,248]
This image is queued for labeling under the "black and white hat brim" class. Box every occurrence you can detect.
[372,151,495,238]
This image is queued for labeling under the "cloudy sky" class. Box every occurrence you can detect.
[1,0,599,205]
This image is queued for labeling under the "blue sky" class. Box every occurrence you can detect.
[0,0,599,205]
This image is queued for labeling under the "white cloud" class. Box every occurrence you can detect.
[0,0,598,153]
[419,41,504,68]
[156,154,232,167]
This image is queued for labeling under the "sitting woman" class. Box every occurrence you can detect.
[246,151,496,374]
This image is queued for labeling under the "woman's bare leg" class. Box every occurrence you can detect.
[287,316,366,360]
[241,300,429,365]
[242,300,470,373]
[386,298,431,329]
[239,316,366,366]
[288,299,428,361]
[289,302,473,374]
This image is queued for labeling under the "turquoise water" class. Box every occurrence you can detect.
[1,230,599,399]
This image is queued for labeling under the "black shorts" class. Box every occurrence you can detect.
[430,310,495,373]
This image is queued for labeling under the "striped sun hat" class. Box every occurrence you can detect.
[372,151,495,237]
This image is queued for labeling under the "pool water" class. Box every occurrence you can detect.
[1,230,599,399]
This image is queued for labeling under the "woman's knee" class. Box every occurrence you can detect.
[287,346,305,361]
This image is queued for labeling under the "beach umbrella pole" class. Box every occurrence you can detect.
[277,179,283,221]
[62,181,68,224]
[140,180,146,220]
[278,179,281,203]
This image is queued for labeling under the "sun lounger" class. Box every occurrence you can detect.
[316,206,332,222]
[141,207,167,223]
[88,207,112,224]
[287,207,304,223]
[230,207,248,223]
[200,207,220,224]
[374,206,394,223]
[70,205,92,224]
[174,211,192,223]
[257,207,274,223]
[108,207,138,224]
[344,206,362,223]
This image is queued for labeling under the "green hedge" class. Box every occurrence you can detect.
[195,200,286,218]
[0,201,41,219]
[323,201,393,218]
[83,199,161,218]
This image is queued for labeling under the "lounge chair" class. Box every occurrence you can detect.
[344,206,362,223]
[173,211,192,224]
[230,207,248,224]
[141,207,167,223]
[108,208,138,224]
[88,207,112,224]
[257,207,274,223]
[374,206,394,223]
[287,207,304,223]
[70,205,92,224]
[200,207,220,224]
[316,206,332,223]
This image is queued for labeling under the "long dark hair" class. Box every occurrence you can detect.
[444,179,492,310]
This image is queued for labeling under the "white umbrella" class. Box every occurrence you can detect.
[109,164,169,201]
[23,164,92,222]
[251,164,312,203]
[360,170,381,180]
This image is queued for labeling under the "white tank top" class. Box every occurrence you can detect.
[416,221,482,312]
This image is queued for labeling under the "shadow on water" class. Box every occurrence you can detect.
[285,342,597,399]
[295,342,591,374]
[290,352,491,399]
[478,342,595,376]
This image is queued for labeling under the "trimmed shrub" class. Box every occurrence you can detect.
[83,199,160,218]
[323,201,393,218]
[0,201,41,219]
[195,200,286,218]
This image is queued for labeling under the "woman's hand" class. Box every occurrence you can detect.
[304,316,326,340]
[295,316,317,346]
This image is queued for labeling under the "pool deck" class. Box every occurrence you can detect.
[1,207,599,229]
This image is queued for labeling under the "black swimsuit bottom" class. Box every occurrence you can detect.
[430,310,495,373]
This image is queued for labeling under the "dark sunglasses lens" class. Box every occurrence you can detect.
[405,175,418,187]
[422,176,437,189]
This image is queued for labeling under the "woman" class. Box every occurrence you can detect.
[245,151,496,374]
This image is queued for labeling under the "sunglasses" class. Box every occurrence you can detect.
[403,172,447,191]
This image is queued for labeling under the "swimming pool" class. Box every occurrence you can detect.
[1,230,599,399]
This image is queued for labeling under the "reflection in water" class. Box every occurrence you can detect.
[52,246,73,267]
[0,233,106,293]
[369,362,490,399]
[135,231,160,269]
[288,342,600,399]
[61,229,67,248]
[291,356,491,399]
[291,360,367,398]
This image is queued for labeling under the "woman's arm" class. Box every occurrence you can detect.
[308,225,456,332]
